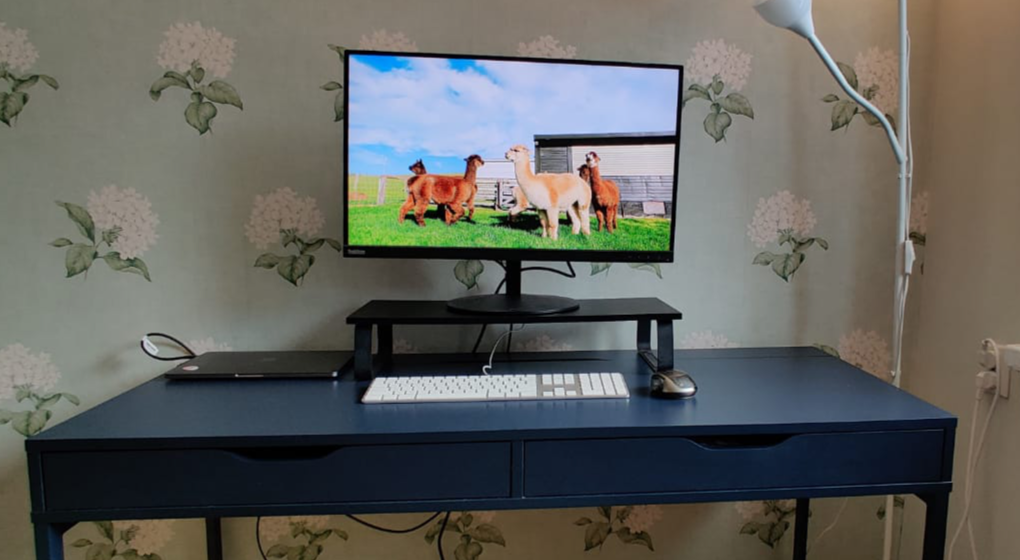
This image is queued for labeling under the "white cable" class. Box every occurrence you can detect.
[807,498,849,554]
[481,325,525,375]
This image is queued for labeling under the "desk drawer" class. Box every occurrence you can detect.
[524,430,945,497]
[42,442,511,511]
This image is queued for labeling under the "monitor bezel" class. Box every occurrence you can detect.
[342,49,683,264]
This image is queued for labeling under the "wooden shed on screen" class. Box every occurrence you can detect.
[533,133,677,217]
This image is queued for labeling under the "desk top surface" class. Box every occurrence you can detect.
[27,347,955,452]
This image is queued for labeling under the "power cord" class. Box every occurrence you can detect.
[483,325,526,375]
[948,340,1002,560]
[808,497,849,554]
[256,512,449,560]
[139,332,197,361]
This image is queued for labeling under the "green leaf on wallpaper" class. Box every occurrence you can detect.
[597,506,613,520]
[102,253,152,281]
[574,517,593,525]
[321,81,342,91]
[740,522,761,535]
[461,513,474,527]
[39,74,59,90]
[190,91,203,104]
[761,520,789,548]
[277,254,315,286]
[50,238,74,247]
[11,409,52,436]
[816,237,829,250]
[37,394,63,409]
[424,521,444,544]
[628,262,662,278]
[830,100,857,131]
[0,410,12,424]
[469,524,506,546]
[454,259,484,289]
[255,254,281,269]
[813,343,840,358]
[909,231,926,246]
[333,528,349,540]
[791,237,815,252]
[455,541,483,560]
[185,101,217,134]
[60,392,81,405]
[189,62,206,84]
[280,229,298,247]
[0,91,28,125]
[584,521,611,550]
[718,93,754,119]
[821,94,840,103]
[836,62,858,91]
[704,111,732,142]
[862,84,879,100]
[96,521,115,541]
[14,75,39,91]
[56,201,96,241]
[15,386,32,402]
[771,252,805,282]
[615,528,654,551]
[201,81,243,110]
[712,77,724,95]
[325,238,343,252]
[309,529,332,546]
[590,262,612,276]
[71,539,93,548]
[300,239,325,254]
[777,229,793,246]
[682,85,710,106]
[334,92,344,122]
[265,544,289,558]
[328,44,346,57]
[149,75,190,101]
[65,244,97,278]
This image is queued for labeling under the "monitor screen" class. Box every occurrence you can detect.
[343,51,682,263]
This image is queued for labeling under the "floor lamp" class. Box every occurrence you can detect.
[753,1,914,559]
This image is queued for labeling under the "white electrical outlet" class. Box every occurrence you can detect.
[998,344,1020,399]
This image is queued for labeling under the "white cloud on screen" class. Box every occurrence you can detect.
[348,56,679,159]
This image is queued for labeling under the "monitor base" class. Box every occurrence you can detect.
[446,294,580,316]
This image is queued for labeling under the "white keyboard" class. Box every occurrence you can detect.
[361,373,630,404]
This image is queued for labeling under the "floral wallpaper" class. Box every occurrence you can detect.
[0,1,933,559]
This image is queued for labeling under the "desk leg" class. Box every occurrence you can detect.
[919,492,949,560]
[206,518,223,560]
[34,522,72,560]
[793,498,809,560]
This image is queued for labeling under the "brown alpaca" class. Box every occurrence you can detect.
[584,151,621,233]
[398,159,436,223]
[401,155,484,226]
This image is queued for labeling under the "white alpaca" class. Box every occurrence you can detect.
[504,145,591,240]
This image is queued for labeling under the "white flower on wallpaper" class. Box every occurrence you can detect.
[157,22,236,79]
[683,39,755,142]
[187,337,232,355]
[574,505,655,551]
[0,21,39,72]
[111,519,176,555]
[149,21,243,135]
[685,39,752,92]
[260,516,330,544]
[854,47,898,116]
[246,187,340,286]
[0,344,78,436]
[910,190,929,245]
[50,187,158,281]
[823,47,898,133]
[513,335,573,352]
[358,29,418,52]
[87,185,160,259]
[0,21,60,127]
[393,338,420,354]
[838,329,891,380]
[621,505,663,533]
[748,190,828,282]
[736,500,797,549]
[517,35,577,59]
[679,330,739,349]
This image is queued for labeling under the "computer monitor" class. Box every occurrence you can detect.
[343,50,682,315]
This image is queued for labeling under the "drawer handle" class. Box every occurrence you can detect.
[688,435,792,450]
[228,447,341,462]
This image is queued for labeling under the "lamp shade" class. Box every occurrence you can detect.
[754,0,815,38]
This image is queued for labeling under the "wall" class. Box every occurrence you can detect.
[900,0,1020,559]
[0,1,934,559]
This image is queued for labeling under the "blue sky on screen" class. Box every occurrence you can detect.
[347,54,679,175]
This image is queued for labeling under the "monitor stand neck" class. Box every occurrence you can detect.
[446,260,580,316]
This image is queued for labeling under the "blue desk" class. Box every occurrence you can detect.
[25,347,956,560]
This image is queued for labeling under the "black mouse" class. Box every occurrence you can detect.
[650,369,697,398]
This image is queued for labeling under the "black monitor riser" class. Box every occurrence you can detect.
[446,260,580,316]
